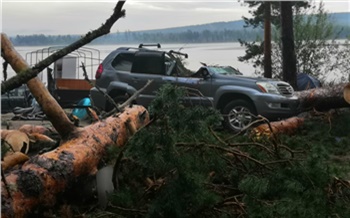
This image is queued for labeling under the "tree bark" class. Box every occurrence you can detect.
[295,83,350,111]
[1,106,149,217]
[252,117,304,139]
[280,1,297,89]
[344,83,350,104]
[264,1,272,78]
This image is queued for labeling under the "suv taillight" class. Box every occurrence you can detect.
[95,64,103,79]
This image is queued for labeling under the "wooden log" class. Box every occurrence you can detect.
[1,105,149,218]
[1,130,30,154]
[295,83,350,112]
[18,124,56,136]
[251,117,304,139]
[2,152,29,171]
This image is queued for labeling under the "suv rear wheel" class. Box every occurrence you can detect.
[222,99,257,132]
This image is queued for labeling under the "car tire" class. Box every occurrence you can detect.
[222,99,257,132]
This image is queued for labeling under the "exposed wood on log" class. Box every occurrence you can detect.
[1,1,126,94]
[251,117,305,139]
[344,83,350,104]
[2,152,29,171]
[1,105,149,218]
[295,83,350,111]
[1,130,30,154]
[18,124,56,136]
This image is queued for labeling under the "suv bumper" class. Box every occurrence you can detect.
[254,94,300,120]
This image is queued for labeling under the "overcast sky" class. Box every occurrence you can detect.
[1,0,349,36]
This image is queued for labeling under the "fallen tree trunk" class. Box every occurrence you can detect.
[295,83,350,112]
[251,117,305,139]
[1,105,149,217]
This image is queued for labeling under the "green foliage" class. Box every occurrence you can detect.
[238,1,310,71]
[108,85,226,217]
[272,2,350,82]
[239,1,350,83]
[236,111,350,218]
[105,85,350,217]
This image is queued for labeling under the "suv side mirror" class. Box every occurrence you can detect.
[202,70,210,80]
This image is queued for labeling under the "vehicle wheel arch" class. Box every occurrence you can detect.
[216,93,256,113]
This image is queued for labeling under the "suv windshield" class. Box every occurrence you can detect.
[208,66,242,76]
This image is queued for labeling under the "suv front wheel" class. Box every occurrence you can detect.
[222,99,257,132]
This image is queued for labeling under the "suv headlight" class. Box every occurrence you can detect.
[256,82,279,94]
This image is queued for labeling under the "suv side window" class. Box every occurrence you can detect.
[131,51,166,75]
[111,53,135,72]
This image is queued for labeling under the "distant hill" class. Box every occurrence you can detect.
[138,20,248,34]
[10,12,349,46]
[130,12,349,35]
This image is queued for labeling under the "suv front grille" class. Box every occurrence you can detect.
[277,83,294,96]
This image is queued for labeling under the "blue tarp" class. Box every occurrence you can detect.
[72,97,91,120]
[297,73,322,91]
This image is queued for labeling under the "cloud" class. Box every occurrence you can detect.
[1,1,349,36]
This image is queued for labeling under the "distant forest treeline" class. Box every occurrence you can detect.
[10,12,350,46]
[11,29,265,46]
[10,26,350,46]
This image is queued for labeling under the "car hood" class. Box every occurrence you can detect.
[213,73,279,83]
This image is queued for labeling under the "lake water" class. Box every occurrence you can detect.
[4,42,256,82]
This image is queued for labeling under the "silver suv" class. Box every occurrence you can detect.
[90,44,299,132]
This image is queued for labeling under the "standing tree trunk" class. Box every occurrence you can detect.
[344,83,350,104]
[264,1,272,78]
[280,1,297,89]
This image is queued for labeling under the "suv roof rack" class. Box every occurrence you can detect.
[138,43,161,49]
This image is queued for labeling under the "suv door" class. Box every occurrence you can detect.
[167,68,213,107]
[128,51,168,107]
